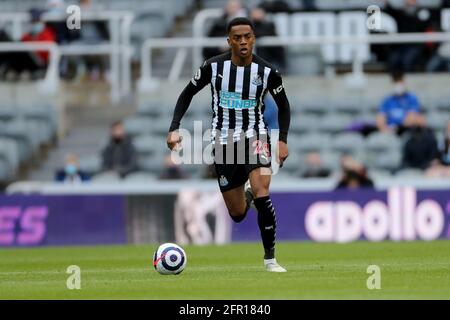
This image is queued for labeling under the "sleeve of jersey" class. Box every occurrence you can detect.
[169,63,211,132]
[268,70,291,143]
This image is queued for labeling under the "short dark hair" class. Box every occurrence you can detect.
[111,120,123,129]
[391,70,404,82]
[226,17,254,34]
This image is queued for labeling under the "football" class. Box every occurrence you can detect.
[153,243,187,275]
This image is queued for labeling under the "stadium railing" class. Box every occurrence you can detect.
[138,31,450,92]
[0,11,134,103]
[5,177,450,195]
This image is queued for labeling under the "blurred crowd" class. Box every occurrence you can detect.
[0,0,109,81]
[55,71,450,189]
[204,0,450,74]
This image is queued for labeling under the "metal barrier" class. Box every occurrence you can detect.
[138,32,450,92]
[6,177,450,195]
[0,11,134,103]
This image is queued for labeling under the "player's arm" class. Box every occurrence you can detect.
[268,69,291,166]
[167,63,211,150]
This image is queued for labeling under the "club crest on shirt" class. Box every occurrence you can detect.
[219,175,229,187]
[251,74,262,86]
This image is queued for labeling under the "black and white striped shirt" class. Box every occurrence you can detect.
[170,52,290,145]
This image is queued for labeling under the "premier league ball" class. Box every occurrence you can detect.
[153,243,187,275]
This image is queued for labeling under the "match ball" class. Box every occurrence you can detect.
[153,243,187,275]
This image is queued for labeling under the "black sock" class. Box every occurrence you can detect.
[253,196,276,259]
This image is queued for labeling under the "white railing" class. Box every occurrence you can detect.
[6,177,450,195]
[138,32,450,92]
[0,11,134,103]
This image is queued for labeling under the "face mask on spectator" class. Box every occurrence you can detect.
[394,83,406,95]
[30,22,45,35]
[65,164,77,176]
[113,137,123,144]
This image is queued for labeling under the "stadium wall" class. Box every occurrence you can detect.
[0,187,449,247]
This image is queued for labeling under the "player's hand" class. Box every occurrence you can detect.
[167,131,182,151]
[278,141,289,168]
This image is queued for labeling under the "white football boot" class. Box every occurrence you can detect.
[264,258,287,273]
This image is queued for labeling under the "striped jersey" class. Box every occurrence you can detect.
[190,52,285,144]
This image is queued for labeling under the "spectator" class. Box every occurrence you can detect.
[426,121,450,177]
[301,152,331,178]
[258,0,291,13]
[21,8,56,67]
[202,0,248,60]
[376,71,425,135]
[45,0,77,44]
[251,7,286,72]
[159,154,188,180]
[69,0,110,80]
[382,0,431,72]
[300,0,317,11]
[336,155,374,190]
[55,153,90,183]
[401,122,439,170]
[101,121,138,178]
[0,29,43,78]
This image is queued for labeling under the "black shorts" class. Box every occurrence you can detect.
[213,136,272,193]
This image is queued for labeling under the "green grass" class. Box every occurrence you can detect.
[1,241,450,299]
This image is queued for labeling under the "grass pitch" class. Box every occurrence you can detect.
[1,241,450,299]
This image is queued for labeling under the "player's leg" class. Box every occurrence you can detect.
[221,184,249,223]
[214,139,253,223]
[248,167,287,272]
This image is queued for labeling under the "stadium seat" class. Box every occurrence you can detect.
[318,151,342,172]
[365,150,403,171]
[0,121,33,162]
[137,102,165,117]
[291,132,331,153]
[0,107,16,121]
[291,114,321,134]
[0,158,9,182]
[138,153,166,174]
[134,134,165,157]
[332,100,364,115]
[79,155,102,176]
[427,112,450,132]
[0,137,20,173]
[290,13,336,63]
[330,132,365,156]
[297,100,330,116]
[365,132,401,152]
[123,117,155,137]
[316,114,353,134]
[367,168,392,180]
[281,152,302,174]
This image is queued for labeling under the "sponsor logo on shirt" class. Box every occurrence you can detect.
[219,91,257,110]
